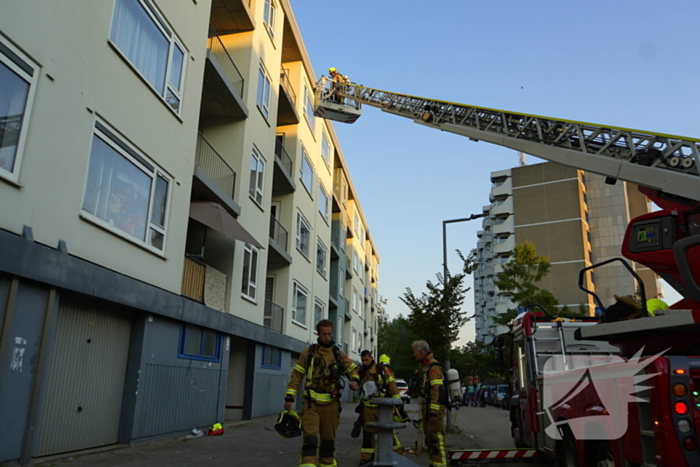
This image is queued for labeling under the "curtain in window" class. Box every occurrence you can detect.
[0,61,29,172]
[111,0,168,94]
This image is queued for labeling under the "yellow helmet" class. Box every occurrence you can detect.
[329,67,337,73]
[646,298,669,317]
[379,354,391,365]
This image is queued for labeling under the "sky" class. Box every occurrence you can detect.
[291,1,700,345]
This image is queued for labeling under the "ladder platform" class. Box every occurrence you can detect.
[449,448,550,465]
[576,309,700,341]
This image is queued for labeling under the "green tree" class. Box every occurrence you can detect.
[493,241,582,324]
[376,299,416,380]
[399,249,477,362]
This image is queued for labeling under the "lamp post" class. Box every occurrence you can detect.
[442,213,486,430]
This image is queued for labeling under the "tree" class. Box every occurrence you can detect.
[376,299,417,380]
[493,241,582,324]
[399,249,477,362]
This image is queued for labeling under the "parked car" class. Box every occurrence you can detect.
[501,385,511,409]
[395,379,410,403]
[485,385,497,405]
[495,384,508,407]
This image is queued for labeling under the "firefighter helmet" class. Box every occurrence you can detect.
[378,354,391,365]
[646,298,669,317]
[274,410,302,438]
[329,67,337,73]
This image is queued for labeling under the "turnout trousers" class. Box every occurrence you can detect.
[420,403,447,467]
[299,398,341,467]
[361,405,404,463]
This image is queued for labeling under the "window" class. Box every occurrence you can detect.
[496,235,509,244]
[262,345,281,369]
[179,324,220,362]
[359,225,365,246]
[354,211,360,236]
[110,0,186,113]
[318,184,329,221]
[241,243,259,300]
[0,34,38,183]
[314,298,325,326]
[82,122,171,252]
[292,281,308,326]
[493,196,507,206]
[352,328,357,352]
[263,0,276,38]
[257,64,271,119]
[296,212,311,258]
[249,147,265,206]
[321,132,331,167]
[493,216,507,225]
[353,250,359,274]
[339,269,345,297]
[316,238,327,276]
[352,287,358,312]
[304,84,315,133]
[300,148,313,194]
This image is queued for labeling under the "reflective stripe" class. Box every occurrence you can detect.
[295,364,306,374]
[347,363,357,372]
[308,389,333,402]
[436,432,447,466]
[430,380,443,385]
[360,448,375,453]
[430,404,441,411]
[392,394,402,399]
[320,463,338,467]
[299,464,316,467]
[287,389,298,395]
[386,376,396,383]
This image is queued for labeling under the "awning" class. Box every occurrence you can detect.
[189,201,264,249]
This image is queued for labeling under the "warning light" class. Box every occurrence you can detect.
[674,369,687,375]
[674,384,688,397]
[675,401,689,415]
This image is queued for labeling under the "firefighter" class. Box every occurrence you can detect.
[284,319,360,467]
[412,340,447,467]
[357,350,404,465]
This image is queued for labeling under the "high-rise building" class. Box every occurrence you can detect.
[0,0,378,462]
[473,161,659,343]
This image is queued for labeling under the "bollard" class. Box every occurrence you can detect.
[363,398,421,467]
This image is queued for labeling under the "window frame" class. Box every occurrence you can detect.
[178,324,221,362]
[339,269,345,297]
[261,345,282,370]
[241,243,259,301]
[352,286,358,312]
[296,211,312,258]
[257,63,272,120]
[80,121,172,254]
[249,146,265,207]
[0,34,39,184]
[314,297,325,327]
[292,281,309,327]
[303,84,315,133]
[300,146,314,195]
[316,237,327,277]
[321,132,331,168]
[353,250,359,274]
[263,0,277,39]
[109,0,187,115]
[318,183,330,221]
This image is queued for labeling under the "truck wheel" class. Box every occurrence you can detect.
[557,427,579,467]
[593,441,614,467]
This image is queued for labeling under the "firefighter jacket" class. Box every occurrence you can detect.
[360,363,402,407]
[286,342,359,405]
[418,353,445,414]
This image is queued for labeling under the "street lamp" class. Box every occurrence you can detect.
[442,213,486,430]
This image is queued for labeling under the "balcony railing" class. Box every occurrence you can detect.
[181,256,227,312]
[275,139,293,176]
[207,24,244,99]
[264,299,284,333]
[196,133,236,199]
[269,215,289,252]
[331,223,341,251]
[280,68,296,105]
[181,256,206,302]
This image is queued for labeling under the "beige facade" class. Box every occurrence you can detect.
[474,161,659,343]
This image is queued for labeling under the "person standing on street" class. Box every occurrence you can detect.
[357,350,404,465]
[412,340,447,467]
[285,319,360,467]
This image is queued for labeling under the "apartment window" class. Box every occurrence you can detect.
[304,85,315,133]
[359,225,365,246]
[352,287,358,312]
[341,178,347,208]
[352,328,357,352]
[179,324,220,362]
[300,148,313,194]
[314,298,325,326]
[110,0,185,113]
[354,211,360,236]
[82,122,170,251]
[496,235,509,244]
[296,212,311,258]
[316,238,327,276]
[249,147,265,206]
[321,132,331,167]
[241,243,259,301]
[262,345,281,369]
[340,220,346,252]
[0,35,38,183]
[353,250,359,274]
[318,184,329,221]
[339,269,345,297]
[263,0,276,38]
[257,64,271,119]
[292,281,308,326]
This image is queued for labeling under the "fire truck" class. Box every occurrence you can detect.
[314,81,700,466]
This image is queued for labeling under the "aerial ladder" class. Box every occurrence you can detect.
[315,80,700,466]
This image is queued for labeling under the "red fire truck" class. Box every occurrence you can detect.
[314,80,700,466]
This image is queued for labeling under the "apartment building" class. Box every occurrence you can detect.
[0,0,378,463]
[473,161,659,343]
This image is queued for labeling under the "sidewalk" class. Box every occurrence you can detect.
[36,402,480,467]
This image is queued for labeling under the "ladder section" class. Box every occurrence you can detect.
[338,83,700,200]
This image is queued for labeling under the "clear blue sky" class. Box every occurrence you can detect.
[292,1,700,344]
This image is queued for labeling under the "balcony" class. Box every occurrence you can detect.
[277,68,299,126]
[492,216,515,235]
[210,0,254,35]
[201,24,248,120]
[181,256,227,312]
[490,196,514,216]
[344,298,351,320]
[272,138,295,196]
[493,235,515,254]
[264,299,284,333]
[490,176,513,198]
[268,214,292,268]
[192,133,240,216]
[330,220,342,259]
